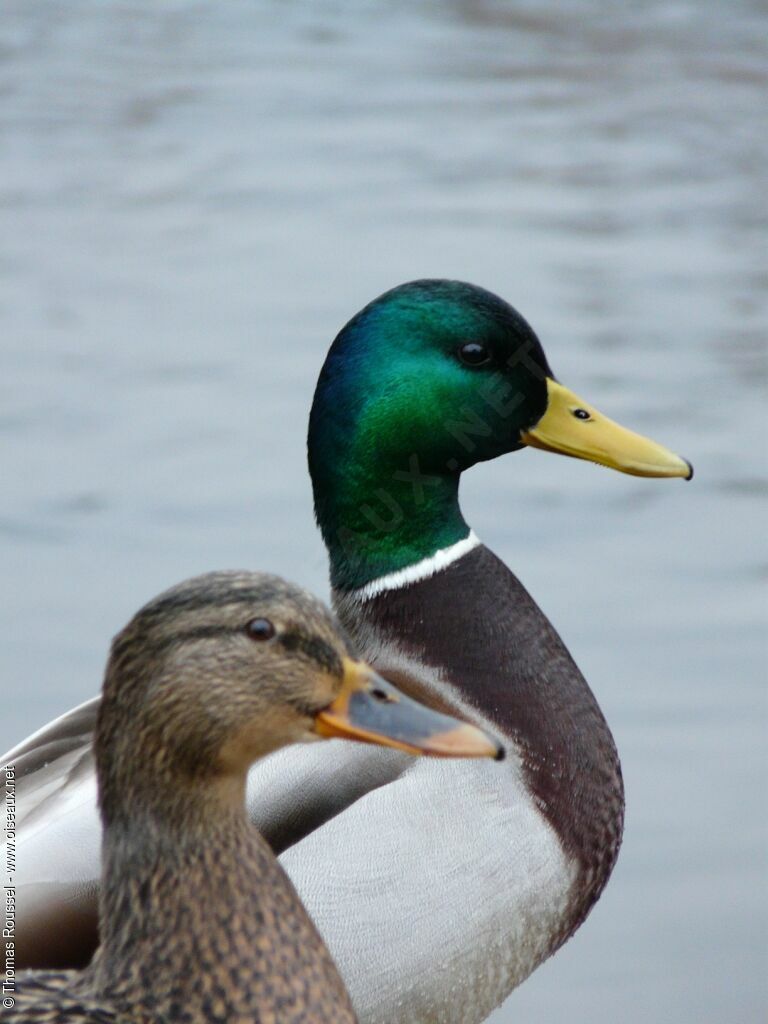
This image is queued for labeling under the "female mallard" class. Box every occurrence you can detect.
[3,280,691,1023]
[9,571,500,1023]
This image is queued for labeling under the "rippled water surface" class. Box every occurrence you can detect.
[1,2,766,1021]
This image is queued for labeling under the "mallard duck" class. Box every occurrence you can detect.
[2,280,691,1023]
[8,571,501,1022]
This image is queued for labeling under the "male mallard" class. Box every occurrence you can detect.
[3,280,691,1023]
[9,571,500,1023]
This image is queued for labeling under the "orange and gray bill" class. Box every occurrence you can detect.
[315,658,504,761]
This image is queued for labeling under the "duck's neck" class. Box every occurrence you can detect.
[87,778,285,1022]
[310,438,469,591]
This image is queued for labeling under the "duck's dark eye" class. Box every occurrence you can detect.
[245,618,275,642]
[572,408,591,420]
[457,342,491,367]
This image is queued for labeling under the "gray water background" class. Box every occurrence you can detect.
[1,2,766,1021]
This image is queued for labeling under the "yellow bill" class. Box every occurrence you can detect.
[315,658,504,761]
[522,378,693,479]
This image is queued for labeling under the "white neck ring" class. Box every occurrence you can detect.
[355,531,481,602]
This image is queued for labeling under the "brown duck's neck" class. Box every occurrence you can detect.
[89,797,273,1020]
[87,779,356,1024]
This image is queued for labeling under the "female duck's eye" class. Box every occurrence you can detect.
[245,618,275,642]
[572,408,591,420]
[457,342,491,367]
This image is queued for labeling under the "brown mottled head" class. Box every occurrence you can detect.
[95,572,356,817]
[95,571,502,825]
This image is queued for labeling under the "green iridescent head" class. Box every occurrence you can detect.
[308,280,552,589]
[308,279,692,591]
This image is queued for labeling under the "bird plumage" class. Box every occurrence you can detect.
[4,280,691,1022]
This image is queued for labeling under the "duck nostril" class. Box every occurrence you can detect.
[371,687,391,702]
[572,408,591,420]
